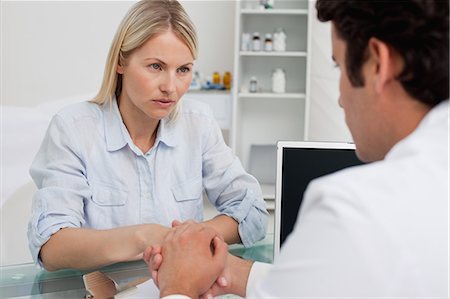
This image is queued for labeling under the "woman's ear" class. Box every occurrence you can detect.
[116,64,124,74]
[367,37,402,94]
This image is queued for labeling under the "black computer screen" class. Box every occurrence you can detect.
[280,147,363,246]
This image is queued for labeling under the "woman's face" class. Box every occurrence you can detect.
[117,31,194,121]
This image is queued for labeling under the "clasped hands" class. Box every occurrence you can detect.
[143,220,231,299]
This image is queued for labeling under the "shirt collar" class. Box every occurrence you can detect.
[102,96,179,152]
[102,97,128,152]
[157,117,179,148]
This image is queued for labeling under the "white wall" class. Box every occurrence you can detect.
[1,0,348,140]
[307,15,352,142]
[1,0,235,107]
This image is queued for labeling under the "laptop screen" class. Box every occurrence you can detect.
[274,141,363,258]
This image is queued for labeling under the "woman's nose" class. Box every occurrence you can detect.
[159,72,176,94]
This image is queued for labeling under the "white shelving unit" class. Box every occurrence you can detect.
[240,51,307,57]
[239,92,306,99]
[231,0,312,205]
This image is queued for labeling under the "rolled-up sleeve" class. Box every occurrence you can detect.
[201,117,269,247]
[28,115,90,267]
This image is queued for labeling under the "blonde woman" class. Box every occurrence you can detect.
[28,0,268,271]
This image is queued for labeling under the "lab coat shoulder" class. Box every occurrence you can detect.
[253,159,445,297]
[301,161,392,218]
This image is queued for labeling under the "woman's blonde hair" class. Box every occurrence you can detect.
[91,0,198,121]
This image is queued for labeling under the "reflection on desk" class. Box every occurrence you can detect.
[0,234,273,298]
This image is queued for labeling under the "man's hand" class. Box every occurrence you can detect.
[145,222,228,298]
[200,253,253,299]
[144,220,201,287]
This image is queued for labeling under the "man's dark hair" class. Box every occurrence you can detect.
[316,0,449,107]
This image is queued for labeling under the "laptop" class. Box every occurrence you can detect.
[273,141,364,259]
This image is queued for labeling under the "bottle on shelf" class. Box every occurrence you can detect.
[273,28,287,52]
[264,33,273,51]
[249,76,258,93]
[272,68,286,93]
[223,71,232,90]
[252,32,261,51]
[260,0,274,9]
[212,71,221,85]
[241,32,251,51]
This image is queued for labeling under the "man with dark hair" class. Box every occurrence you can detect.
[146,1,449,298]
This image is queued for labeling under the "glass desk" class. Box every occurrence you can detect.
[0,234,273,299]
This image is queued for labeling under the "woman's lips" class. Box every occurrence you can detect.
[151,99,175,108]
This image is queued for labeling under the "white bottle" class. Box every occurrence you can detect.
[273,28,287,52]
[241,33,251,51]
[272,68,286,93]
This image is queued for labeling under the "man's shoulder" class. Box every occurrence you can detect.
[306,161,389,198]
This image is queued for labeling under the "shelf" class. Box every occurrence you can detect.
[232,2,310,169]
[187,89,231,95]
[265,199,275,211]
[239,92,306,99]
[241,9,308,15]
[261,183,275,202]
[240,51,307,57]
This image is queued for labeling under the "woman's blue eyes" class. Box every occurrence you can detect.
[150,63,161,70]
[148,64,190,73]
[178,66,190,73]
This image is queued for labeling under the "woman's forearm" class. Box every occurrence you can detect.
[203,214,241,244]
[40,224,170,271]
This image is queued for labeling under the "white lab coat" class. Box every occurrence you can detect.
[248,100,449,298]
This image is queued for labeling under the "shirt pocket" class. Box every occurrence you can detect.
[172,176,203,221]
[91,182,128,206]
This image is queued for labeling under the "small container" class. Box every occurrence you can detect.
[273,28,287,52]
[249,76,258,93]
[260,0,274,9]
[272,68,286,93]
[223,71,232,90]
[212,71,221,85]
[252,32,261,51]
[241,33,251,51]
[264,33,273,51]
[259,0,267,9]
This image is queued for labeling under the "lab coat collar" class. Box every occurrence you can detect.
[386,99,449,160]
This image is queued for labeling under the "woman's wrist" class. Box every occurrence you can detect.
[135,223,171,250]
[203,215,240,245]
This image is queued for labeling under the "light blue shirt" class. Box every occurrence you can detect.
[28,98,268,266]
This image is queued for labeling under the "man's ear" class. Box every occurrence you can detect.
[367,37,402,94]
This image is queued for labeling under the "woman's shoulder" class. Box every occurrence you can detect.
[54,101,102,123]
